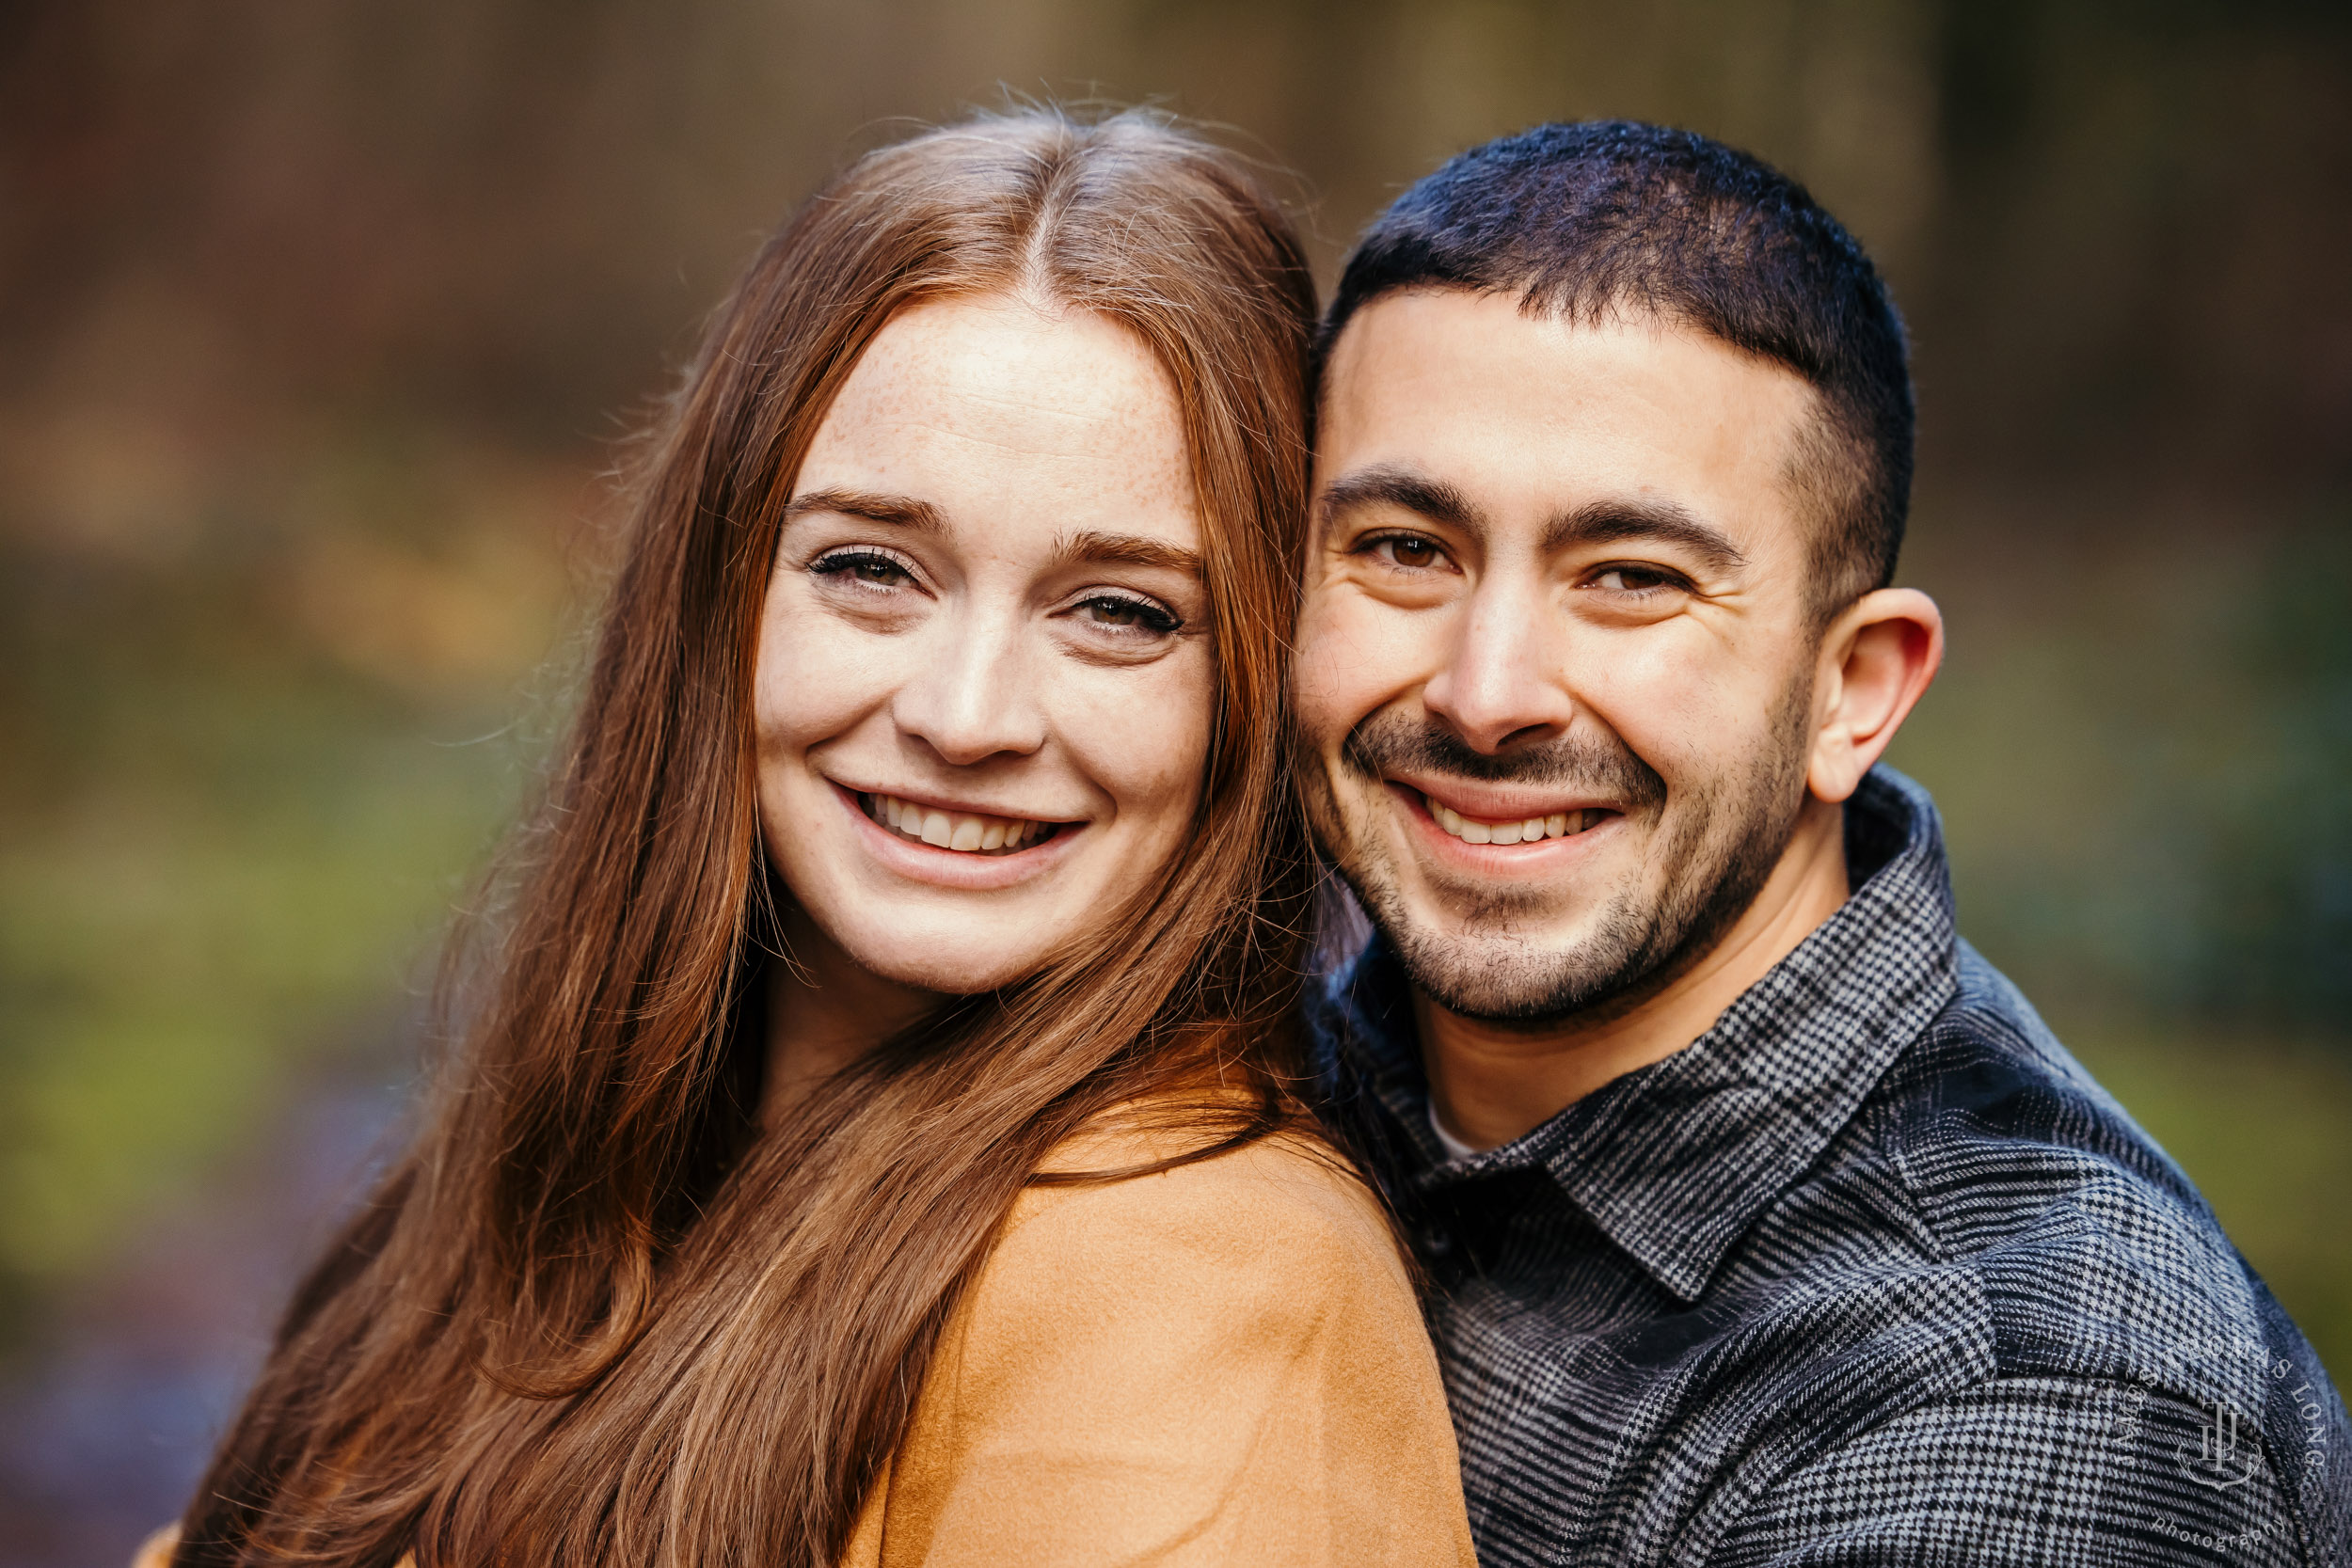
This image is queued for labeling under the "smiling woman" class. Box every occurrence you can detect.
[755,298,1216,1015]
[140,110,1473,1568]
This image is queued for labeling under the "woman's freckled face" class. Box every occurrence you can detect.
[754,293,1214,995]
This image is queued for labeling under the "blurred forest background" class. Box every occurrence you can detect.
[2,0,2348,1560]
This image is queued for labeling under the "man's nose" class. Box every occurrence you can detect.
[892,607,1048,766]
[1421,581,1572,754]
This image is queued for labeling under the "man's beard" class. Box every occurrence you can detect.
[1311,680,1815,1024]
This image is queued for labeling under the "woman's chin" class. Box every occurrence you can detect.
[834,927,1057,997]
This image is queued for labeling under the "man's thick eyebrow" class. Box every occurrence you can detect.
[782,488,946,532]
[1315,466,1485,533]
[1049,530,1203,578]
[1544,499,1748,574]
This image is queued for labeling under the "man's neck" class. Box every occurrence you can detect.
[1420,795,1851,1151]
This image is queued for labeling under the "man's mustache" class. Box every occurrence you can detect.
[1339,712,1668,812]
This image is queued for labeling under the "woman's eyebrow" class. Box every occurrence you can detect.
[782,488,946,532]
[1050,530,1204,578]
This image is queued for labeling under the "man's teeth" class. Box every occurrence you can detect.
[866,793,1054,854]
[1424,794,1603,845]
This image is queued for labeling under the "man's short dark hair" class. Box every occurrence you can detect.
[1320,120,1913,625]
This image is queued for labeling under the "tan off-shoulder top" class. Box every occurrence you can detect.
[837,1114,1475,1566]
[137,1112,1474,1567]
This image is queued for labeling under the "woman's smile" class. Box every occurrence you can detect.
[820,779,1090,893]
[861,789,1064,855]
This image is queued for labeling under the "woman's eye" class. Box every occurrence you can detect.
[812,549,913,587]
[1075,594,1181,634]
[1373,534,1445,570]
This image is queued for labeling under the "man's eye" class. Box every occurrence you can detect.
[813,550,912,586]
[1373,535,1444,570]
[1075,594,1180,634]
[1592,565,1680,594]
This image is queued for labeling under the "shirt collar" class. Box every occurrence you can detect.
[1317,766,1962,1303]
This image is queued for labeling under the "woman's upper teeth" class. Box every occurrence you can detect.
[867,793,1052,853]
[1424,792,1601,845]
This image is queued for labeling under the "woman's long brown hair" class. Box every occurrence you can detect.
[175,108,1319,1568]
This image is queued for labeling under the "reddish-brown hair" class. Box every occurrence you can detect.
[176,107,1318,1567]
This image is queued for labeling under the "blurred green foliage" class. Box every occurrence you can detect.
[0,426,572,1326]
[1894,506,2352,1032]
[2207,516,2352,1020]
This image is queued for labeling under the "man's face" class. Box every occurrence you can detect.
[1295,290,1829,1021]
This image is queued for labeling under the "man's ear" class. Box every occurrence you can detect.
[1807,588,1943,804]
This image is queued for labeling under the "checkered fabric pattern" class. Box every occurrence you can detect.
[1313,768,2351,1566]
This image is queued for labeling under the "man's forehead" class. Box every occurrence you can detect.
[1316,288,1817,549]
[1322,289,1814,442]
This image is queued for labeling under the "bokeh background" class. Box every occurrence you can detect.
[3,0,2347,1560]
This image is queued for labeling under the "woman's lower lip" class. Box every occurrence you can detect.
[832,783,1081,890]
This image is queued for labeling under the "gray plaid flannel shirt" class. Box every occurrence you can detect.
[1313,768,2350,1565]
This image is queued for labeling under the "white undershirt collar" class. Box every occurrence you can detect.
[1428,1101,1484,1163]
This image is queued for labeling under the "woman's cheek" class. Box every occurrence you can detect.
[1062,646,1215,832]
[755,593,896,749]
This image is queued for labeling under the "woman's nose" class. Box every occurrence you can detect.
[890,606,1049,765]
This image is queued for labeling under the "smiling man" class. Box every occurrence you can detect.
[1296,122,2349,1566]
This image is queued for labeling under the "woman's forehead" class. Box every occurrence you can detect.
[795,294,1200,549]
